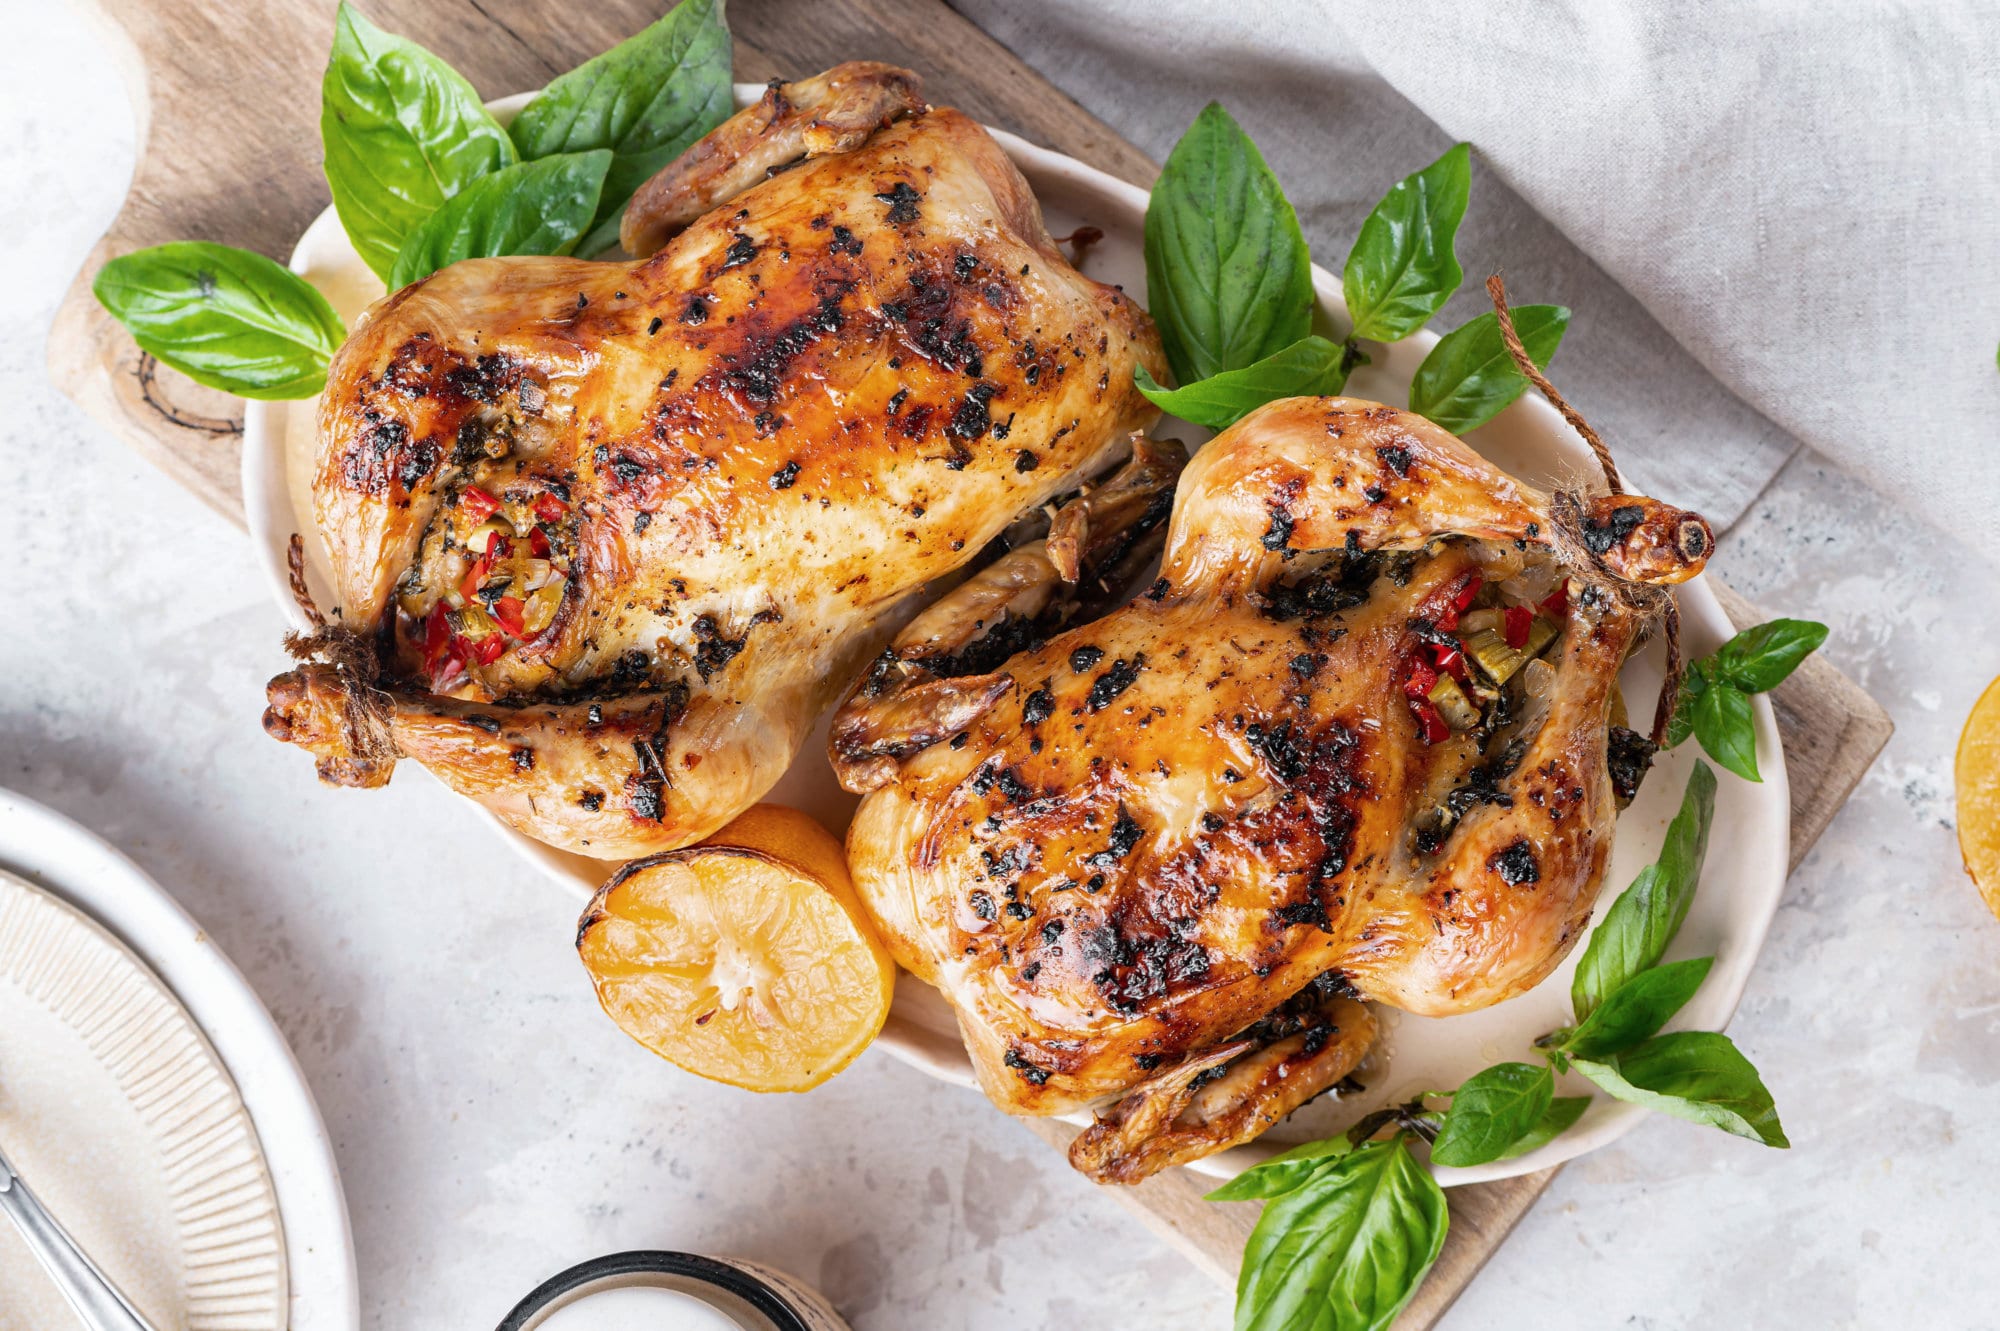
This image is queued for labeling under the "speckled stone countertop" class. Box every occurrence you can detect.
[5,6,1997,1328]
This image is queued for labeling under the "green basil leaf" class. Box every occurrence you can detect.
[1571,1032,1788,1148]
[1710,618,1829,693]
[1694,682,1761,782]
[388,149,613,288]
[1665,663,1706,748]
[1135,335,1348,430]
[92,242,345,400]
[1571,762,1717,1019]
[508,0,734,241]
[1408,305,1568,434]
[1144,102,1315,386]
[1342,142,1471,343]
[1496,1096,1590,1161]
[1429,1062,1553,1167]
[1234,1137,1448,1331]
[1564,956,1714,1060]
[321,1,517,282]
[1206,1136,1352,1202]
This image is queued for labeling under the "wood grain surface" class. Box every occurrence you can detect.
[45,2,1893,1325]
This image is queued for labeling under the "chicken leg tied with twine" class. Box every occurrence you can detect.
[1485,274,1683,747]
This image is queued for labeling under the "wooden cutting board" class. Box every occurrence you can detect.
[45,1,1894,1324]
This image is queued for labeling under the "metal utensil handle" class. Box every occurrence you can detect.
[0,1144,159,1331]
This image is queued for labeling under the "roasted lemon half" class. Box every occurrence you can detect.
[1957,673,2000,921]
[578,804,895,1092]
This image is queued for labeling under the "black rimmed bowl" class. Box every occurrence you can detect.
[497,1250,850,1331]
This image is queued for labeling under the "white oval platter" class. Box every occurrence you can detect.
[243,87,1788,1187]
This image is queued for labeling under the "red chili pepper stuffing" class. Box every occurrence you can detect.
[1504,604,1535,649]
[1432,642,1470,682]
[1409,698,1450,744]
[528,526,552,558]
[421,603,451,668]
[491,596,527,638]
[532,493,567,525]
[1435,573,1483,632]
[460,551,493,601]
[461,486,501,521]
[471,634,508,665]
[418,605,465,690]
[1540,584,1569,617]
[1403,659,1439,699]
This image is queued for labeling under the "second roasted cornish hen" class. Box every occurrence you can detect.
[833,397,1712,1181]
[263,64,1165,857]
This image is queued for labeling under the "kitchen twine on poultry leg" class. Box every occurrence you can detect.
[281,533,397,767]
[1485,275,1684,748]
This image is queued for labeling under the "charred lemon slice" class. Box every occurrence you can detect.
[578,804,894,1092]
[1958,674,2000,921]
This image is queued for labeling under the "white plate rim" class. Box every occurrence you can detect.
[0,787,359,1328]
[242,86,1789,1188]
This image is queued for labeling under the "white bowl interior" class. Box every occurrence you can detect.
[243,87,1790,1187]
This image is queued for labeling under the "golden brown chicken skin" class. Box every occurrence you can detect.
[834,398,1711,1179]
[265,65,1166,858]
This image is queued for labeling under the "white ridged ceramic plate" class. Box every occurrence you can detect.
[0,789,356,1327]
[0,868,286,1329]
[244,88,1789,1187]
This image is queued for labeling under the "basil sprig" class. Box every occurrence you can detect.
[1230,1134,1448,1331]
[1144,102,1315,389]
[1563,956,1713,1060]
[1137,121,1479,431]
[1569,1032,1787,1148]
[321,1,517,283]
[1569,761,1717,1019]
[1135,336,1350,429]
[508,0,734,254]
[1229,763,1787,1326]
[1431,762,1786,1163]
[1408,305,1569,434]
[1341,143,1471,343]
[98,2,741,397]
[1207,1136,1354,1203]
[92,242,345,400]
[389,150,614,288]
[1667,619,1829,781]
[1428,1062,1551,1168]
[1494,1095,1589,1161]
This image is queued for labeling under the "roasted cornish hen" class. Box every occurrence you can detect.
[264,64,1166,857]
[833,397,1711,1181]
